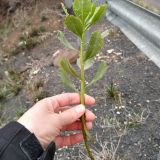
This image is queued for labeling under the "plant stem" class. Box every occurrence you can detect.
[80,33,95,160]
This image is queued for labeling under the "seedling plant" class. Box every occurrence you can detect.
[59,1,107,159]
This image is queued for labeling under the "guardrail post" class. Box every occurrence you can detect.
[64,0,73,9]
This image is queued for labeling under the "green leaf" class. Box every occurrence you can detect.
[57,31,75,50]
[60,58,80,79]
[87,62,107,88]
[77,58,94,70]
[59,68,78,92]
[86,4,107,29]
[91,5,107,24]
[73,0,92,23]
[65,15,83,38]
[85,3,96,24]
[84,31,103,61]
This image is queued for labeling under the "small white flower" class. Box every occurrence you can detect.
[116,111,121,115]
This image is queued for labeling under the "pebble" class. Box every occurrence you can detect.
[115,106,118,109]
[128,114,131,117]
[33,69,40,75]
[146,100,150,103]
[129,101,132,104]
[121,105,125,109]
[115,52,122,56]
[107,49,114,54]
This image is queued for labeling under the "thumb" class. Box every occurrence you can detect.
[58,105,85,127]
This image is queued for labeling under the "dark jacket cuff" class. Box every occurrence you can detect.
[0,122,55,160]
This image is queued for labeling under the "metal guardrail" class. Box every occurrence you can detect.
[106,0,160,68]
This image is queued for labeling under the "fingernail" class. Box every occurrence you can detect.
[88,111,96,119]
[91,97,95,103]
[86,122,93,129]
[85,109,96,119]
[75,105,85,114]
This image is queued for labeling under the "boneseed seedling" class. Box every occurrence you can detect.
[59,1,107,159]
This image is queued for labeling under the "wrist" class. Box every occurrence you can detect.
[17,119,47,149]
[14,121,56,160]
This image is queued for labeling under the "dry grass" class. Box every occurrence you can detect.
[104,83,150,129]
[10,8,30,29]
[0,69,23,100]
[0,0,62,58]
[25,77,46,102]
[79,127,126,160]
[78,107,150,160]
[11,26,49,55]
[80,140,121,160]
[0,104,5,126]
[98,105,150,131]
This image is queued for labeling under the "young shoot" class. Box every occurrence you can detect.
[59,1,107,159]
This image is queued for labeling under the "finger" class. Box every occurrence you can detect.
[54,106,70,114]
[56,107,96,121]
[55,133,83,148]
[57,108,96,121]
[61,122,93,131]
[50,93,95,108]
[58,105,85,127]
[60,109,96,131]
[85,109,96,121]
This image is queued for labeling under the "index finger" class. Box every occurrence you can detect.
[50,93,95,108]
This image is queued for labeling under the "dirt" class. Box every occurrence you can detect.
[1,1,160,160]
[132,0,160,14]
[144,0,160,8]
[0,0,63,59]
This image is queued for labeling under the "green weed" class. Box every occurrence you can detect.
[11,26,46,55]
[0,69,22,100]
[41,15,48,22]
[107,82,119,100]
[26,78,46,102]
[0,104,5,126]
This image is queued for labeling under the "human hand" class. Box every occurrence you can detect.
[18,93,96,149]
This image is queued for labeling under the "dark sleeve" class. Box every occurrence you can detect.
[0,122,56,160]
